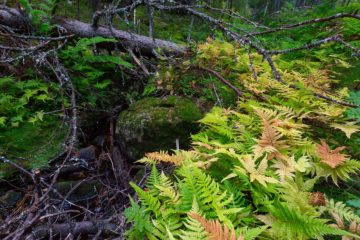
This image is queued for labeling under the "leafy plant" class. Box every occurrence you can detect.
[0,76,56,128]
[60,37,133,107]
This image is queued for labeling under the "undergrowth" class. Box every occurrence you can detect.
[126,3,360,239]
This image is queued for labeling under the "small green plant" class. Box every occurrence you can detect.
[19,0,56,33]
[60,36,133,107]
[0,76,56,128]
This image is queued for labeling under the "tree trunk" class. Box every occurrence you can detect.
[0,6,186,56]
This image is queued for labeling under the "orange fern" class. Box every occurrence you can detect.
[253,108,287,160]
[258,121,286,151]
[144,151,184,165]
[316,140,348,169]
[189,213,244,240]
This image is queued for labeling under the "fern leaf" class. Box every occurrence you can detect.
[268,202,353,239]
[326,199,360,224]
[316,140,348,168]
[129,182,161,217]
[189,213,243,240]
[330,122,360,139]
[316,159,360,184]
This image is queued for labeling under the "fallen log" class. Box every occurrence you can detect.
[0,6,187,56]
[27,220,118,239]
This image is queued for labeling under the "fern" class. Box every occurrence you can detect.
[190,213,242,240]
[315,140,348,169]
[267,202,353,239]
[325,199,360,224]
[180,201,208,240]
[315,159,360,184]
[127,83,360,239]
[178,166,242,227]
[129,182,161,217]
[124,197,153,240]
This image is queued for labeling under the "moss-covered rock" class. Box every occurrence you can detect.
[0,116,67,178]
[117,96,202,160]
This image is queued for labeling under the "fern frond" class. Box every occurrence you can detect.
[236,155,279,187]
[252,107,288,159]
[152,215,183,240]
[124,197,153,240]
[316,159,360,184]
[237,226,268,240]
[268,202,353,239]
[180,201,208,240]
[177,166,241,227]
[190,213,243,240]
[316,140,348,168]
[145,164,161,196]
[140,151,184,165]
[326,199,360,224]
[129,182,161,217]
[155,172,180,204]
[330,121,360,139]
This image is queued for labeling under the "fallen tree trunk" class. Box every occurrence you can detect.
[0,6,187,56]
[28,220,118,239]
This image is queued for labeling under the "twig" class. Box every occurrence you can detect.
[190,65,243,97]
[248,12,360,36]
[0,156,35,182]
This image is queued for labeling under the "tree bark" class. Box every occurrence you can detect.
[0,6,187,56]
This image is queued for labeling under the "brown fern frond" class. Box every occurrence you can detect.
[253,107,288,158]
[189,213,244,240]
[316,140,348,168]
[331,212,345,229]
[145,151,184,165]
[254,120,288,160]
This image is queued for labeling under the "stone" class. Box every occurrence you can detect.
[117,96,202,161]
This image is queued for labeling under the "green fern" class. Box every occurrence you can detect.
[124,197,153,240]
[267,202,353,239]
[179,200,207,240]
[129,182,161,217]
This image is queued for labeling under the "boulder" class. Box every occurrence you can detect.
[116,96,202,161]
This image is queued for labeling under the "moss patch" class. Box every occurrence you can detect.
[0,116,67,178]
[117,96,202,160]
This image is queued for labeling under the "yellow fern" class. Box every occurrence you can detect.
[330,122,360,139]
[239,155,279,187]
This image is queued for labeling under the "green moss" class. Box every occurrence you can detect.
[0,116,67,178]
[117,96,202,160]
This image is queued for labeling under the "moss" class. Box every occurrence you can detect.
[117,96,202,160]
[0,116,67,178]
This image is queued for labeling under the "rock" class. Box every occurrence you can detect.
[116,96,202,161]
[0,190,22,208]
[0,117,67,178]
[75,145,98,161]
[54,180,100,203]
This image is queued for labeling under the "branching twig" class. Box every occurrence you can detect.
[248,12,360,36]
[190,65,243,97]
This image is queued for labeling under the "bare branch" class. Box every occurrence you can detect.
[248,12,360,36]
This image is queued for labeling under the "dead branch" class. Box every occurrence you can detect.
[268,34,360,57]
[189,65,243,97]
[28,220,118,239]
[248,12,360,36]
